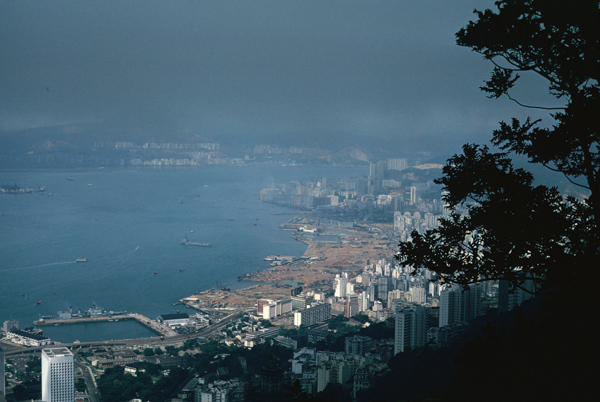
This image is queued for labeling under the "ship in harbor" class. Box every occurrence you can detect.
[181,236,211,247]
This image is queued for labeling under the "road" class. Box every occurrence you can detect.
[76,359,100,402]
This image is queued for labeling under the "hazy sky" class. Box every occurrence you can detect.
[0,0,559,147]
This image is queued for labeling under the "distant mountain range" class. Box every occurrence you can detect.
[0,121,468,161]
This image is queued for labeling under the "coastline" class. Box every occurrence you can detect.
[179,214,397,313]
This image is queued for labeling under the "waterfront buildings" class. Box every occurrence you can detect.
[157,313,193,327]
[6,329,51,347]
[42,347,74,402]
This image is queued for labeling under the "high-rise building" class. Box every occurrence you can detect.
[439,284,482,327]
[498,279,536,312]
[42,347,74,402]
[345,293,359,318]
[0,345,5,398]
[377,277,390,301]
[387,158,408,171]
[334,273,348,298]
[410,186,417,205]
[410,282,427,305]
[394,305,427,355]
[2,320,18,334]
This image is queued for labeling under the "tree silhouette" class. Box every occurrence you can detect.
[398,0,599,297]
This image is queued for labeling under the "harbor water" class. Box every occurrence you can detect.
[0,166,365,342]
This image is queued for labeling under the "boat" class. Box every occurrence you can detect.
[180,236,211,247]
[67,177,74,181]
[76,258,88,262]
[153,271,158,275]
[36,301,42,305]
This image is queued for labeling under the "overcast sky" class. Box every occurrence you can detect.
[0,0,560,149]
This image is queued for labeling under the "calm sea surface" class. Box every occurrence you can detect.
[0,166,365,342]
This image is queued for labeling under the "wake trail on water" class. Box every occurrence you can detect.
[1,260,77,272]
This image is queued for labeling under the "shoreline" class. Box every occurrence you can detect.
[179,214,397,313]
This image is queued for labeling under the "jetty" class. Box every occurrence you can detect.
[34,313,177,338]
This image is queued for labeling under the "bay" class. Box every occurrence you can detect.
[0,166,365,342]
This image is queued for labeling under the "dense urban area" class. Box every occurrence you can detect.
[2,1,597,401]
[1,148,531,402]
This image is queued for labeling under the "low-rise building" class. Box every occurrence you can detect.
[157,313,194,327]
[6,329,52,347]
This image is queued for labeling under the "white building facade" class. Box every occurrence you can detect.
[42,347,74,402]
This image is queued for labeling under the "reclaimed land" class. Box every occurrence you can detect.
[180,216,397,311]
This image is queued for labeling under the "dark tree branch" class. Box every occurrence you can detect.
[505,93,566,110]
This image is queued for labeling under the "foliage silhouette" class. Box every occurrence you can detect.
[398,0,599,297]
[393,2,599,401]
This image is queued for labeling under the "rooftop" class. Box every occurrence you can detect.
[43,347,73,357]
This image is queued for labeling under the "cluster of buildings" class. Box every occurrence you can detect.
[250,250,536,359]
[1,320,53,348]
[289,340,391,398]
[260,159,450,232]
[178,376,245,402]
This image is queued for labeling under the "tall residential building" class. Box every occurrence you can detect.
[498,279,536,312]
[394,305,427,355]
[2,320,18,334]
[334,273,348,299]
[377,277,390,301]
[42,347,74,402]
[410,282,427,305]
[345,335,373,356]
[345,293,359,318]
[439,284,482,327]
[387,158,408,171]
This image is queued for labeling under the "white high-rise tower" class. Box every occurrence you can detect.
[42,347,74,402]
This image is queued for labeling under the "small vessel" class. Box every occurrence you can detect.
[180,236,211,247]
[67,177,74,181]
[76,258,88,263]
[153,271,158,275]
[36,301,42,305]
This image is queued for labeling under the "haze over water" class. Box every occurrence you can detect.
[0,166,365,342]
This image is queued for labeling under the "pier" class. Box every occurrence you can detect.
[33,313,177,338]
